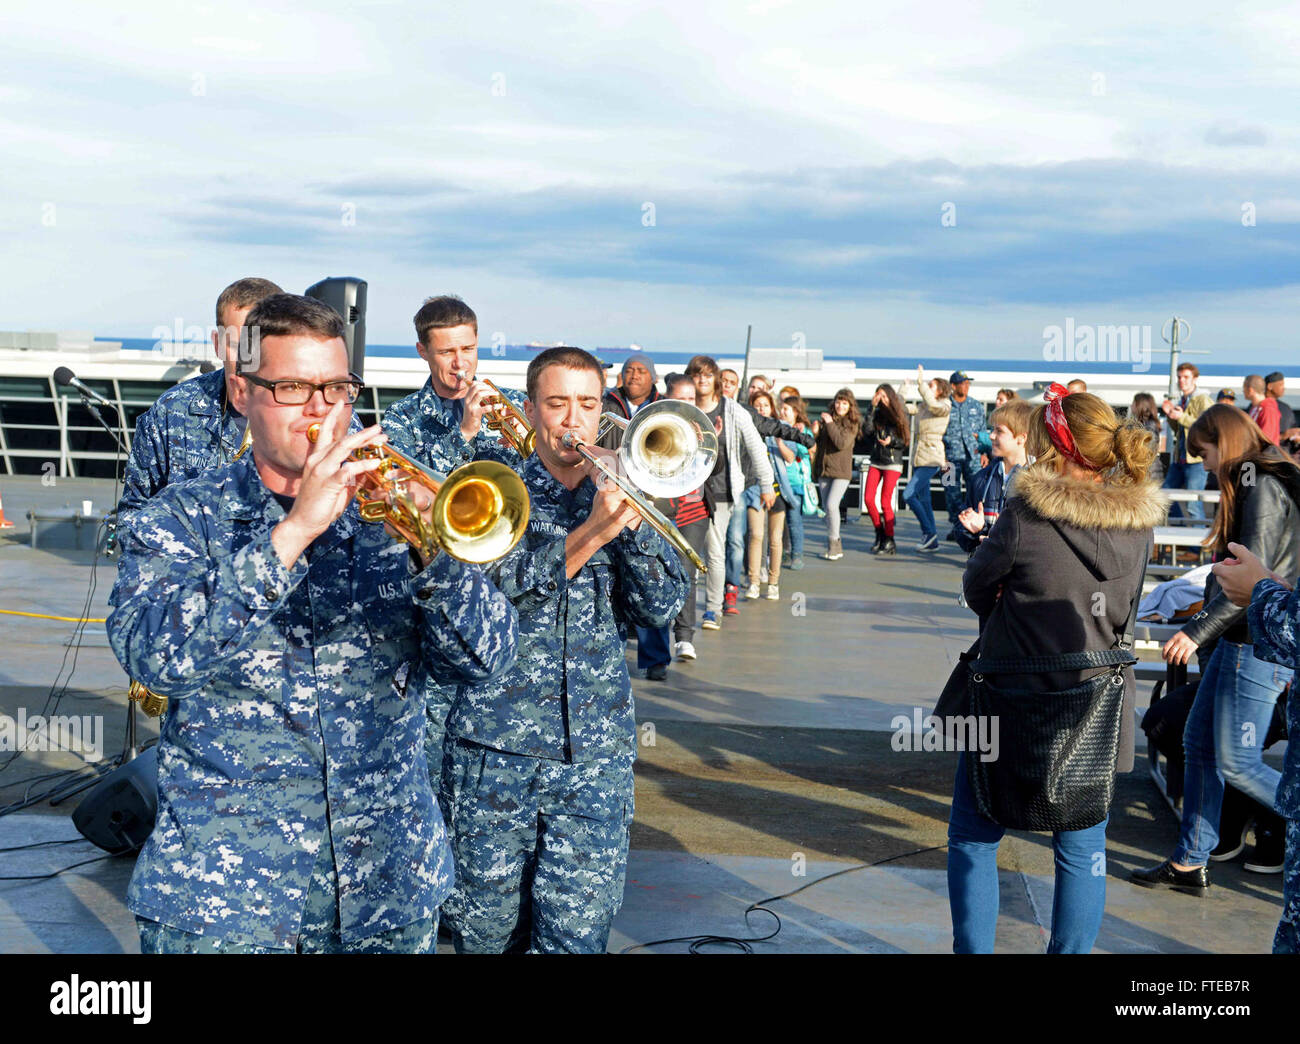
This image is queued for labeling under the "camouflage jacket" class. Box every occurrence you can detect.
[382,377,525,475]
[106,454,520,947]
[1248,577,1300,820]
[118,369,244,524]
[446,454,689,762]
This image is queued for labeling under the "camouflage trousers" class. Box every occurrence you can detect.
[137,826,437,954]
[1273,819,1300,954]
[439,740,634,954]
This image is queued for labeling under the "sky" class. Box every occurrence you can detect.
[3,0,1298,363]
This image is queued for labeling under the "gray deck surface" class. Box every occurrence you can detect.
[0,474,1286,953]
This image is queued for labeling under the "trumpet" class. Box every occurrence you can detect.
[453,371,534,457]
[560,400,718,573]
[306,424,529,564]
[480,379,535,458]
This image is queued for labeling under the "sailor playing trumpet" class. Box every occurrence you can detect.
[382,294,529,475]
[107,293,519,953]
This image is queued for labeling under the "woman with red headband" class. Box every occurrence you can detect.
[935,384,1166,952]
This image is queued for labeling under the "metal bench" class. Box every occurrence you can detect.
[25,509,99,550]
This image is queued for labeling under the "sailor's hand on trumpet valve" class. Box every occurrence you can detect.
[271,400,385,568]
[458,375,495,442]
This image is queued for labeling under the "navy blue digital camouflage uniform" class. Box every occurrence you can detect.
[1247,577,1300,954]
[381,376,527,757]
[118,368,244,526]
[107,452,520,952]
[440,453,688,953]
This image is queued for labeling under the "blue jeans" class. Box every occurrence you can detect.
[948,753,1109,954]
[904,465,940,539]
[1163,459,1207,520]
[942,455,983,525]
[785,497,805,559]
[727,485,759,586]
[1175,640,1286,866]
[635,624,671,669]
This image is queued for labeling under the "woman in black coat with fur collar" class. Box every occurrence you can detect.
[941,387,1166,953]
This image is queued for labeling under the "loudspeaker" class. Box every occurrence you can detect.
[72,747,158,854]
[305,277,367,379]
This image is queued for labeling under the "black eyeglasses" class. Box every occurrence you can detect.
[240,372,364,405]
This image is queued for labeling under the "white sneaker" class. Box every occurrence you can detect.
[765,584,780,601]
[674,640,697,660]
[744,583,760,599]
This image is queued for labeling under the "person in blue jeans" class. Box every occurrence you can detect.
[1160,362,1213,521]
[777,396,811,567]
[940,371,985,536]
[949,752,1108,953]
[940,386,1163,952]
[1133,404,1300,892]
[903,366,951,551]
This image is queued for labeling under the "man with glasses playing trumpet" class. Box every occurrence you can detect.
[440,346,689,953]
[107,293,520,953]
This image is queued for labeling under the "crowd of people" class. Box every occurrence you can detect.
[103,274,1300,955]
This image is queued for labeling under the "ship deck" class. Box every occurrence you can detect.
[0,474,1285,953]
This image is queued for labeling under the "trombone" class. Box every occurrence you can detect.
[307,424,529,565]
[561,400,717,573]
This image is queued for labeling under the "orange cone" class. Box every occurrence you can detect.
[0,489,14,529]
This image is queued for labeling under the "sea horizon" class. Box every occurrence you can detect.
[99,337,1288,379]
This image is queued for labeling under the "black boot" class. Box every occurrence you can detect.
[880,534,896,556]
[869,524,885,554]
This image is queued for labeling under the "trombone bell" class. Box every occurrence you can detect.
[613,401,719,499]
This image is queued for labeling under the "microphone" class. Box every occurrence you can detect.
[53,366,114,408]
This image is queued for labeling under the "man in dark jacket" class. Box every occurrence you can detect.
[942,371,986,539]
[597,353,662,451]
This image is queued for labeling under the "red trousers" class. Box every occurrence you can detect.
[865,467,901,536]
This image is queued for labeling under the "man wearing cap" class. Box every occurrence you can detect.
[599,353,662,436]
[941,371,985,539]
[1217,388,1239,406]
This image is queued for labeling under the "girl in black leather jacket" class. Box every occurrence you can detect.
[863,384,909,554]
[1133,405,1300,893]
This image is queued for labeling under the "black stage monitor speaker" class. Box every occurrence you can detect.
[72,747,158,854]
[305,276,367,379]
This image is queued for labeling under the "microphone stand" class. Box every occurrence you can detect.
[74,389,142,760]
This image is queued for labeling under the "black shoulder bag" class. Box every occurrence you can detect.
[965,569,1145,833]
